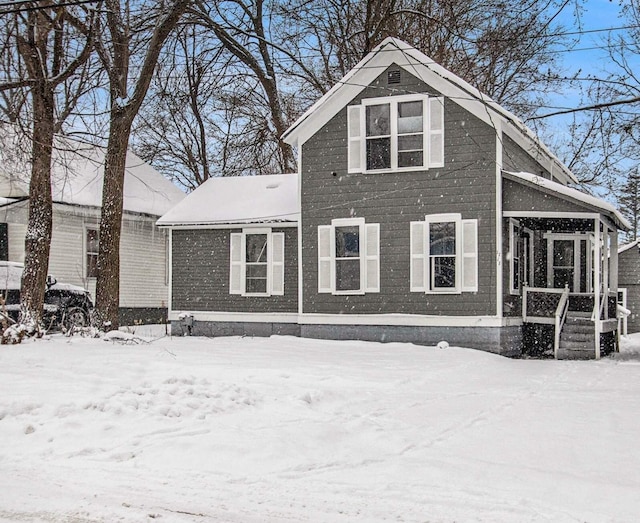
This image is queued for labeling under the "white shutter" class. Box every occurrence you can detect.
[347,105,363,173]
[229,232,243,294]
[461,219,478,292]
[410,221,426,292]
[364,223,380,293]
[270,232,285,295]
[428,97,444,168]
[318,225,333,293]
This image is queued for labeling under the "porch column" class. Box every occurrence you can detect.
[610,227,619,292]
[603,229,609,320]
[594,218,601,360]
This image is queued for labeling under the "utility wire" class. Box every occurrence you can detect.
[528,96,640,120]
[0,0,98,15]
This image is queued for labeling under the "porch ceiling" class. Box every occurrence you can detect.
[517,217,595,232]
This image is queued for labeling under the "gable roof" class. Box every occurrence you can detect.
[0,127,184,217]
[157,173,299,227]
[503,171,630,230]
[283,37,577,185]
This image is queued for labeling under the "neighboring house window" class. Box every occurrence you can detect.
[229,228,284,296]
[317,218,380,295]
[347,94,444,173]
[410,214,477,294]
[86,228,99,278]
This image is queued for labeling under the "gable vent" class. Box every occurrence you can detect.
[387,70,401,84]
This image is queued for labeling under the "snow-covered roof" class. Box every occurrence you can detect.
[504,171,630,230]
[0,127,184,217]
[283,37,577,185]
[618,239,639,254]
[157,173,299,226]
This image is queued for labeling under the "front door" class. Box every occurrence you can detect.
[546,235,592,293]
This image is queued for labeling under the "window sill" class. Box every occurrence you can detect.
[350,166,431,175]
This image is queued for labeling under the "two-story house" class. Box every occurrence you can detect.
[159,38,628,359]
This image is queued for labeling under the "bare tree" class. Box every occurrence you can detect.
[92,0,190,329]
[278,0,577,118]
[133,0,576,190]
[135,22,295,187]
[0,3,94,328]
[619,170,640,242]
[192,0,297,174]
[541,3,640,196]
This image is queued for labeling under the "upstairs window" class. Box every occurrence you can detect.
[348,94,444,173]
[229,228,285,296]
[410,214,477,294]
[318,218,380,295]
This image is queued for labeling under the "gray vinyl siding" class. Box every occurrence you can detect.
[502,178,593,215]
[618,247,640,332]
[171,227,298,313]
[300,65,497,317]
[502,135,551,179]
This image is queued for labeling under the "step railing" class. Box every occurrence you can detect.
[554,285,570,359]
[591,285,608,323]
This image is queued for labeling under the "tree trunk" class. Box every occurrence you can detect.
[93,0,190,330]
[94,109,133,329]
[20,81,54,326]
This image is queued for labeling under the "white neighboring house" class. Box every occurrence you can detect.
[0,129,185,324]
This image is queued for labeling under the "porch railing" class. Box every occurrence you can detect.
[522,287,566,324]
[554,286,570,359]
[522,287,599,322]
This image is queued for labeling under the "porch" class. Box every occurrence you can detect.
[507,215,620,359]
[502,171,629,360]
[522,286,618,359]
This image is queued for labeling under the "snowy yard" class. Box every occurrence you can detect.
[1,330,640,522]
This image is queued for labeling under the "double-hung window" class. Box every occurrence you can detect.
[229,228,285,296]
[348,94,444,173]
[410,214,478,294]
[86,227,99,279]
[317,218,380,295]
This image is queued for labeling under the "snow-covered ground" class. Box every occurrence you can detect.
[1,329,640,522]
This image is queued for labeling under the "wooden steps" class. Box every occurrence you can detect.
[557,315,596,360]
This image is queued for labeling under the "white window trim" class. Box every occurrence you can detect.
[543,232,594,293]
[229,228,285,297]
[317,218,380,295]
[411,213,478,295]
[425,213,462,294]
[509,218,520,295]
[348,93,444,174]
[331,218,365,296]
